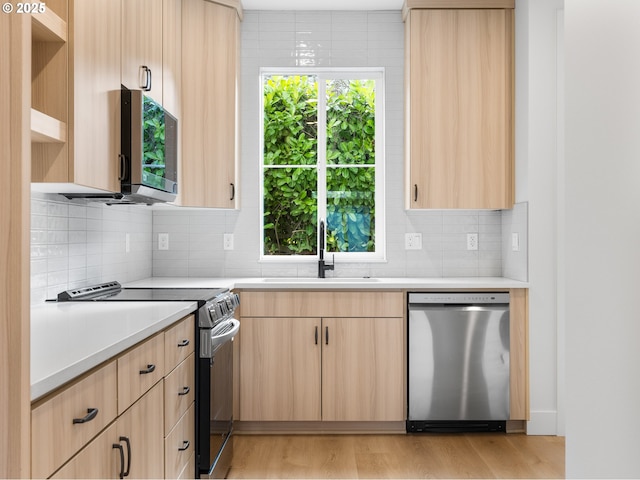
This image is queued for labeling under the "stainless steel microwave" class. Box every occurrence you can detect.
[121,88,178,203]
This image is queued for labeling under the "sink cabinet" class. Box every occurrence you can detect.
[238,292,405,426]
[404,2,514,209]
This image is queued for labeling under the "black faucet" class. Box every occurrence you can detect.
[318,219,334,278]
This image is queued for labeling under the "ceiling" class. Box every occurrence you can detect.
[241,0,404,10]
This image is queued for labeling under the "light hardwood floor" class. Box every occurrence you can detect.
[227,433,565,479]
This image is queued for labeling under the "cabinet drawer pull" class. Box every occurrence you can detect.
[139,364,156,375]
[178,386,191,396]
[178,440,190,451]
[72,407,99,424]
[325,326,329,345]
[315,326,318,345]
[177,339,190,347]
[414,184,418,202]
[230,183,235,201]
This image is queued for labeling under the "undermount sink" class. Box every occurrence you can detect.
[261,277,380,283]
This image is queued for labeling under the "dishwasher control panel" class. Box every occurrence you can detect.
[408,292,510,304]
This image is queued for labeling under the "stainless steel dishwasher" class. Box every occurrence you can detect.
[407,292,510,433]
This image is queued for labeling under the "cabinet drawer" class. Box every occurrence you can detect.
[165,314,195,375]
[164,353,195,435]
[31,361,117,479]
[165,403,195,479]
[118,333,164,414]
[241,291,404,318]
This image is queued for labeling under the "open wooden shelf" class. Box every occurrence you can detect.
[31,108,66,143]
[31,9,67,42]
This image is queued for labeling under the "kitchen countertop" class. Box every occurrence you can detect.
[31,301,197,401]
[32,276,527,401]
[126,276,529,290]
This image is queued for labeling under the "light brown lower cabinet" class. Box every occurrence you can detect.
[51,381,165,479]
[239,313,404,423]
[33,314,195,479]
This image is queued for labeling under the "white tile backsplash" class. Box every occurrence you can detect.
[30,192,153,304]
[29,12,529,300]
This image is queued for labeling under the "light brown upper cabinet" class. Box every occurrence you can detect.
[162,0,182,119]
[32,0,122,193]
[121,0,163,104]
[404,1,514,209]
[179,0,241,208]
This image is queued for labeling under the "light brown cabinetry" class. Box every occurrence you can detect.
[240,316,322,421]
[51,381,165,479]
[117,332,164,414]
[322,317,404,421]
[31,361,118,479]
[180,0,240,208]
[405,3,514,209]
[509,288,529,421]
[33,313,196,479]
[239,292,405,424]
[163,315,195,479]
[162,0,182,117]
[32,0,122,193]
[121,0,163,103]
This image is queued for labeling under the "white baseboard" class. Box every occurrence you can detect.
[527,410,560,435]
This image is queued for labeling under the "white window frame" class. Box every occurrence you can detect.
[259,67,386,263]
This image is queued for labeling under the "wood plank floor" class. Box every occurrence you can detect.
[227,433,565,479]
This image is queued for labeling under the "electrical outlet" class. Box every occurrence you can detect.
[467,233,478,251]
[125,233,130,253]
[158,233,169,251]
[405,233,422,250]
[224,233,234,250]
[511,232,520,251]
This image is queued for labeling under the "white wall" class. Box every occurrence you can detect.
[565,1,640,477]
[516,0,564,435]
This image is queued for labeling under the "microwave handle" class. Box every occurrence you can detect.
[118,154,128,181]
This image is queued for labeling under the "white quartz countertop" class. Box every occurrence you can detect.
[31,301,197,401]
[33,276,527,401]
[126,276,528,290]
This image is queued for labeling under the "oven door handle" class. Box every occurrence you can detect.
[210,318,240,350]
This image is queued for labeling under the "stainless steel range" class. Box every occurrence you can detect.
[55,281,240,478]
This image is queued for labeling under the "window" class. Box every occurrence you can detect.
[260,69,385,261]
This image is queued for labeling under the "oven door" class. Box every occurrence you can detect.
[197,322,238,478]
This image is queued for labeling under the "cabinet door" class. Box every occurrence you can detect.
[122,0,163,103]
[180,0,239,208]
[116,381,165,478]
[162,0,182,117]
[239,317,321,421]
[50,423,121,479]
[69,0,121,192]
[407,9,513,209]
[322,317,404,421]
